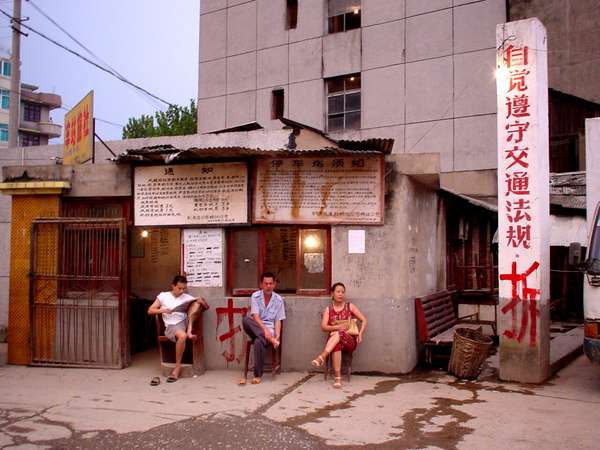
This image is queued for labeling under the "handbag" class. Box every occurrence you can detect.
[346,318,359,336]
[334,303,359,336]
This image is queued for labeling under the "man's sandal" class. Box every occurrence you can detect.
[238,378,247,386]
[333,377,342,388]
[150,376,160,386]
[251,377,262,384]
[310,355,325,367]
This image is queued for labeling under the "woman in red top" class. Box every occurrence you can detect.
[311,282,368,388]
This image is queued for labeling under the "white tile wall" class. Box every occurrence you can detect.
[362,20,405,70]
[227,2,257,55]
[323,28,362,78]
[362,0,406,26]
[289,38,323,83]
[289,79,325,131]
[226,91,257,127]
[405,56,453,123]
[362,65,405,128]
[199,59,227,99]
[198,96,227,133]
[257,45,289,89]
[405,119,454,171]
[406,9,452,62]
[227,52,257,94]
[453,114,498,170]
[453,48,497,116]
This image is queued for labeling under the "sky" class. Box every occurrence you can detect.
[0,0,200,141]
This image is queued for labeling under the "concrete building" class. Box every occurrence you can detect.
[0,55,62,148]
[0,1,598,377]
[198,0,507,197]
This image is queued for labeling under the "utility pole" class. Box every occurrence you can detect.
[8,0,22,148]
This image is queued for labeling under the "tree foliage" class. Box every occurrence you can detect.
[122,99,197,139]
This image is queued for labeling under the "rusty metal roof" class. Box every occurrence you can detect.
[112,118,394,164]
[112,144,385,164]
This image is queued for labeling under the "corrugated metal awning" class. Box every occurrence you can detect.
[441,188,498,212]
[112,144,386,164]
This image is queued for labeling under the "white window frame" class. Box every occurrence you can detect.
[326,74,361,132]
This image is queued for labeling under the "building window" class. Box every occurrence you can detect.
[272,89,284,120]
[286,0,298,29]
[326,73,361,132]
[328,0,361,33]
[227,226,330,295]
[23,102,41,122]
[21,132,40,147]
[1,61,11,78]
[0,89,9,110]
[0,123,8,142]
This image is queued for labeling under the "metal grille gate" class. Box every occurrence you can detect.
[30,218,127,368]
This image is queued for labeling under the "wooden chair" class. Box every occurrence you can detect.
[155,310,205,377]
[324,349,353,382]
[241,323,283,382]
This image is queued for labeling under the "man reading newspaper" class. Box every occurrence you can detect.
[148,275,209,382]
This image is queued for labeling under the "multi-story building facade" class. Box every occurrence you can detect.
[0,56,62,148]
[198,0,507,193]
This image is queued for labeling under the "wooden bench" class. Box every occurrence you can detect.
[415,290,483,364]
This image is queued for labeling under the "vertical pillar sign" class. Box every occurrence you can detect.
[63,90,94,165]
[496,18,550,383]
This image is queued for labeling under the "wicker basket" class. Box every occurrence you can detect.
[448,327,493,379]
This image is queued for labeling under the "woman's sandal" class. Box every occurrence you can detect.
[310,355,325,367]
[333,377,342,388]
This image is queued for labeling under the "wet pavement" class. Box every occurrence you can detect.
[1,345,599,449]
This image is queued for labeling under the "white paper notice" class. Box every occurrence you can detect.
[182,229,223,287]
[348,230,365,254]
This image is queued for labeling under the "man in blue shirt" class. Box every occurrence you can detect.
[240,272,286,385]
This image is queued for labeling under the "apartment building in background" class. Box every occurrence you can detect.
[198,0,600,191]
[0,55,62,148]
[198,0,507,195]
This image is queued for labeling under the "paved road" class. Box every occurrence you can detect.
[1,346,599,449]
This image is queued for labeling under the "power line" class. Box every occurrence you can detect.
[25,0,164,110]
[58,105,124,128]
[0,7,174,107]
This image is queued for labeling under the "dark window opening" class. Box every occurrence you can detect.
[326,73,361,132]
[550,134,579,173]
[328,0,361,33]
[286,0,298,29]
[23,102,41,122]
[227,226,330,296]
[20,132,40,147]
[446,200,498,293]
[548,89,600,173]
[550,246,585,321]
[272,89,284,120]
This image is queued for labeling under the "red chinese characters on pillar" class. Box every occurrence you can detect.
[504,45,529,67]
[216,298,248,363]
[500,261,540,347]
[502,44,533,250]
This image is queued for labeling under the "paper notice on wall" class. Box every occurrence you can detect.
[182,229,223,287]
[348,229,365,254]
[304,252,324,273]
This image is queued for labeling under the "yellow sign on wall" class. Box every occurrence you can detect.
[63,90,93,165]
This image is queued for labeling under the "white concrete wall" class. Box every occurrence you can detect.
[197,0,506,175]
